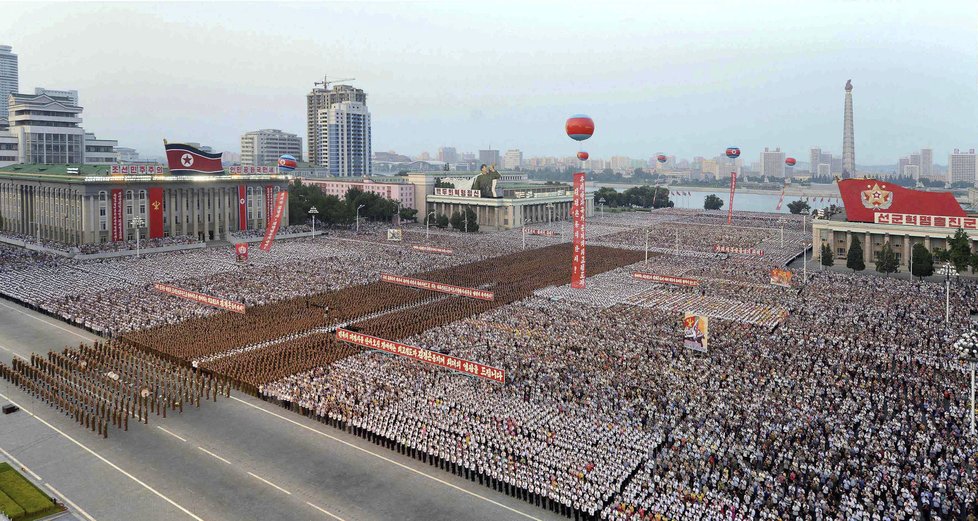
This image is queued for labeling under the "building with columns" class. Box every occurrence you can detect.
[812,217,972,271]
[0,164,290,244]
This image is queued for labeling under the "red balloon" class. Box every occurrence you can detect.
[656,154,667,163]
[566,114,594,141]
[785,157,797,166]
[577,151,589,161]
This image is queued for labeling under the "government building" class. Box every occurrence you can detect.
[0,163,290,244]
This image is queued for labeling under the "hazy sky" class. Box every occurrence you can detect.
[4,1,976,164]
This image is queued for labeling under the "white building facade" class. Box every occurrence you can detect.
[503,149,523,169]
[948,148,977,186]
[318,100,371,177]
[240,129,302,166]
[0,45,17,125]
[759,147,786,179]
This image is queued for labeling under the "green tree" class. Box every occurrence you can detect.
[946,228,972,272]
[399,207,418,222]
[594,187,620,207]
[910,243,935,279]
[820,243,834,269]
[874,242,898,276]
[436,214,449,229]
[704,194,724,210]
[846,235,866,272]
[970,252,978,274]
[787,200,810,215]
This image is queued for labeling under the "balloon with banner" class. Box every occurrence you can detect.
[683,313,708,352]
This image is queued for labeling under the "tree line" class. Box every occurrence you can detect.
[288,179,417,227]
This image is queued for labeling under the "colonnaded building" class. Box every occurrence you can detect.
[813,178,978,270]
[0,163,290,244]
[304,171,592,231]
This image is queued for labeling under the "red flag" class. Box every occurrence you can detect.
[164,142,224,174]
[237,185,247,230]
[837,178,965,223]
[148,187,164,238]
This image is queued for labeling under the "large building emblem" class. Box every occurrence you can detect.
[181,153,194,167]
[861,183,892,210]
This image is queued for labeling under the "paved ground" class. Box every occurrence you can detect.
[0,299,563,521]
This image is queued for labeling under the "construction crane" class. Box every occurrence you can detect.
[314,75,355,89]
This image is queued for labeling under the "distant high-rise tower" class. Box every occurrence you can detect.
[0,45,18,125]
[841,79,855,178]
[306,81,366,167]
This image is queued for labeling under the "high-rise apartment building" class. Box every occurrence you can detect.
[502,149,523,169]
[318,99,371,177]
[437,146,458,163]
[306,83,367,167]
[898,157,910,177]
[920,148,933,179]
[34,87,78,106]
[948,148,976,186]
[816,163,831,179]
[809,148,821,175]
[759,147,786,178]
[0,46,18,125]
[479,149,500,167]
[240,129,302,166]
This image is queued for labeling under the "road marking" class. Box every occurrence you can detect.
[157,426,187,442]
[0,300,98,342]
[45,482,98,521]
[197,446,231,465]
[0,344,9,352]
[0,392,205,521]
[306,501,347,521]
[247,471,291,495]
[0,446,42,480]
[230,396,541,520]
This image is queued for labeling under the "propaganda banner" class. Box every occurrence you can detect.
[683,313,708,353]
[775,183,786,211]
[632,271,700,287]
[770,268,793,288]
[235,242,249,262]
[237,185,248,230]
[727,172,737,225]
[148,187,164,239]
[380,273,494,301]
[838,179,965,224]
[714,244,765,257]
[336,328,504,384]
[571,172,587,289]
[874,213,978,230]
[259,191,287,252]
[264,185,274,223]
[411,245,454,255]
[154,283,245,314]
[111,188,124,242]
[387,229,403,241]
[526,228,558,237]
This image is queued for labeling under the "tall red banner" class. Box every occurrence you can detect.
[775,183,786,211]
[111,188,124,242]
[571,172,586,289]
[259,191,287,252]
[238,185,247,230]
[726,172,737,225]
[264,185,274,223]
[148,187,164,238]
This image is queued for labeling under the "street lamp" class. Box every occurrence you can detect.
[130,217,146,257]
[426,211,436,241]
[598,197,606,219]
[941,262,958,323]
[308,207,319,236]
[546,202,555,226]
[355,204,365,233]
[954,331,978,436]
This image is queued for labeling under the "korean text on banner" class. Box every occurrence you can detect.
[380,273,494,301]
[336,329,504,383]
[259,191,287,252]
[571,172,586,289]
[727,172,737,225]
[154,283,245,313]
[111,188,124,242]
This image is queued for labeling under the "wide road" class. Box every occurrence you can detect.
[0,298,562,521]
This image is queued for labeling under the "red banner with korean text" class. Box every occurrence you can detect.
[572,172,586,289]
[259,191,287,252]
[153,283,245,313]
[238,185,247,230]
[148,187,164,238]
[264,185,274,222]
[714,244,765,257]
[632,271,700,287]
[380,273,494,300]
[526,228,558,237]
[336,328,505,383]
[411,245,454,255]
[111,188,124,242]
[727,172,737,225]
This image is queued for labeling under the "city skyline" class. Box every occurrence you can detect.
[3,1,976,164]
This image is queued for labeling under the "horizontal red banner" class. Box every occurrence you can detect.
[526,228,558,237]
[714,244,765,257]
[153,283,246,313]
[336,329,504,383]
[632,272,700,287]
[875,213,978,229]
[380,273,494,301]
[411,245,454,255]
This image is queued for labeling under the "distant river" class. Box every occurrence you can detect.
[587,183,840,214]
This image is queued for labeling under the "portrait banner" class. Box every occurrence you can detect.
[770,268,793,288]
[683,313,708,353]
[336,329,504,383]
[235,242,249,262]
[380,273,494,301]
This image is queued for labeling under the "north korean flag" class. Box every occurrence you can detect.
[164,141,224,175]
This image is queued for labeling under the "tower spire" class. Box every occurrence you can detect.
[842,79,855,178]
